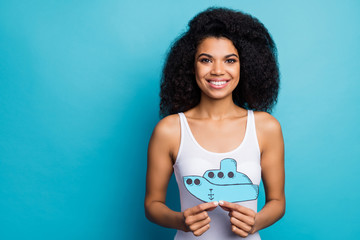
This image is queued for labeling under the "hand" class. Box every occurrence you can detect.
[182,201,218,236]
[219,200,256,238]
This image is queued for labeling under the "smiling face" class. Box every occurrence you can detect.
[194,37,240,101]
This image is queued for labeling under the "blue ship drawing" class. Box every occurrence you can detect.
[183,158,259,203]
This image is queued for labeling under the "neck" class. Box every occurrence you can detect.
[194,93,240,120]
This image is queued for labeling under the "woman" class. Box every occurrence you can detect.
[145,7,285,239]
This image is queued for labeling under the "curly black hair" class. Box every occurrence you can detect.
[160,7,279,117]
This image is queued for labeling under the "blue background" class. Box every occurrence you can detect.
[1,0,359,239]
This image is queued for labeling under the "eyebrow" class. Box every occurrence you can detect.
[197,53,239,59]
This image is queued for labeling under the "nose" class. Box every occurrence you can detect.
[210,61,225,75]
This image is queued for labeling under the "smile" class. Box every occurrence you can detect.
[207,80,230,89]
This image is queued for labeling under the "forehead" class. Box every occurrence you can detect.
[196,37,238,56]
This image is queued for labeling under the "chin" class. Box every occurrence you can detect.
[203,93,233,100]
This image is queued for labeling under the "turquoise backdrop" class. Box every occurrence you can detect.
[1,0,359,239]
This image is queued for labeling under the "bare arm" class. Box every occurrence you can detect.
[252,112,285,233]
[144,115,187,231]
[144,115,217,236]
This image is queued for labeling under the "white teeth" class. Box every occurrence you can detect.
[210,81,227,86]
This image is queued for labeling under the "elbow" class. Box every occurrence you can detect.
[144,199,157,223]
[279,207,285,220]
[145,210,154,223]
[279,197,286,219]
[144,201,152,222]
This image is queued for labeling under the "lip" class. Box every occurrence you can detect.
[206,79,230,89]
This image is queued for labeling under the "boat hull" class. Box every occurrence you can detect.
[183,176,259,202]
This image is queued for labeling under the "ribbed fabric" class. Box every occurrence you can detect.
[173,110,261,240]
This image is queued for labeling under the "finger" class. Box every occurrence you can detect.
[185,211,209,226]
[205,205,218,212]
[230,216,252,233]
[219,201,256,217]
[193,223,210,237]
[218,200,235,212]
[188,216,211,232]
[230,210,255,226]
[220,205,232,212]
[184,201,218,217]
[231,225,250,238]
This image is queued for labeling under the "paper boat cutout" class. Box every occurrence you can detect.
[183,158,259,202]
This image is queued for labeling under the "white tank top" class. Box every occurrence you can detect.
[173,110,261,240]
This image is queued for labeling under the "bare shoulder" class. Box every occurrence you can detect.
[253,111,282,135]
[152,114,180,138]
[149,114,180,160]
[253,111,283,153]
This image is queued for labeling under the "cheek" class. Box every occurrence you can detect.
[195,76,205,89]
[195,64,206,76]
[230,65,240,79]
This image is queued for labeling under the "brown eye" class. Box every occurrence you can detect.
[226,59,237,63]
[200,58,211,63]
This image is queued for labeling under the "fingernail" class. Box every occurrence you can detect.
[213,201,218,206]
[219,200,224,205]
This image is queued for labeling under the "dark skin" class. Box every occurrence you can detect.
[145,37,285,237]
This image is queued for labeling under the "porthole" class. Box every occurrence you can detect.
[194,179,200,185]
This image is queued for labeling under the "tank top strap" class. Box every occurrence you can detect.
[178,112,188,140]
[243,110,261,155]
[178,112,196,144]
[176,112,193,163]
